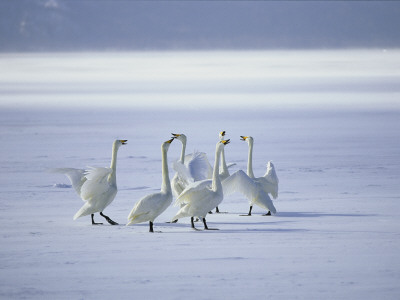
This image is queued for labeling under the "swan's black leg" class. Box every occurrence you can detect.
[91,214,103,225]
[202,218,209,230]
[263,211,272,216]
[100,212,118,225]
[240,205,253,216]
[149,221,154,233]
[191,217,196,229]
[203,218,219,230]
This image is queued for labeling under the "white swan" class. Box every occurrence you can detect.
[222,136,278,216]
[211,130,233,213]
[51,139,127,224]
[170,133,212,198]
[127,138,174,232]
[171,140,229,230]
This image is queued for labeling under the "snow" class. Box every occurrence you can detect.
[0,51,400,299]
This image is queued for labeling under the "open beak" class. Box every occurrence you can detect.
[240,136,247,141]
[120,140,128,145]
[171,133,181,138]
[222,139,230,145]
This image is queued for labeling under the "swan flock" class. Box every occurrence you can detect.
[52,132,279,232]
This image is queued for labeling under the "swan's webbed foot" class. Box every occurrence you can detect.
[91,214,103,225]
[202,218,219,230]
[240,206,253,216]
[100,212,119,225]
[215,206,228,214]
[167,219,178,223]
[262,211,272,216]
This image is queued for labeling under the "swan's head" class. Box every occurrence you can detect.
[171,133,187,144]
[162,138,174,151]
[219,131,226,141]
[114,139,128,149]
[240,136,253,145]
[216,139,230,152]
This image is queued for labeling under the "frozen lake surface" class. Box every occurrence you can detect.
[0,50,399,299]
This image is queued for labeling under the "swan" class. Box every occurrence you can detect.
[222,136,278,216]
[170,133,212,198]
[127,138,174,232]
[51,139,127,225]
[211,130,232,213]
[171,139,229,230]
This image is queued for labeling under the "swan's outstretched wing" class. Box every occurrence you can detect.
[264,161,279,184]
[254,189,277,214]
[223,170,276,213]
[262,161,279,199]
[174,179,212,206]
[172,161,194,185]
[186,151,212,181]
[222,170,259,200]
[80,167,114,201]
[49,168,86,196]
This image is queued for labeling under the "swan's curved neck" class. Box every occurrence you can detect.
[109,144,119,183]
[212,145,223,192]
[161,146,171,193]
[247,140,255,178]
[179,140,186,164]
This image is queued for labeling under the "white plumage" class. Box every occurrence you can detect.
[170,133,212,198]
[222,136,278,216]
[51,139,127,224]
[171,140,229,230]
[127,138,174,232]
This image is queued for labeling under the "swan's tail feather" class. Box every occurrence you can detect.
[171,209,189,222]
[127,212,148,225]
[73,203,92,220]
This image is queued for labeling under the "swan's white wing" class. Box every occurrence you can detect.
[186,151,211,181]
[172,161,194,185]
[254,189,277,214]
[222,170,259,200]
[262,161,279,199]
[264,161,279,185]
[174,179,212,206]
[80,167,114,201]
[49,168,86,196]
[127,192,172,224]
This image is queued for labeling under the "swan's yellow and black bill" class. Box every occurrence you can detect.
[120,140,128,145]
[171,133,181,138]
[221,139,230,145]
[240,136,248,141]
[166,138,174,144]
[220,131,226,136]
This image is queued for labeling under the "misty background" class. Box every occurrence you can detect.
[1,0,400,52]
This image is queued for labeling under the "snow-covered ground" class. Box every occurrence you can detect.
[0,51,399,299]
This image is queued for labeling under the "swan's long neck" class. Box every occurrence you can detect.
[109,143,119,184]
[179,140,186,164]
[161,146,171,194]
[220,147,228,175]
[212,144,223,192]
[247,140,255,178]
